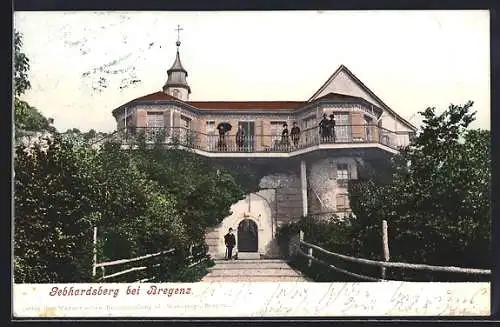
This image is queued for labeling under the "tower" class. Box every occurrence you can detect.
[163,25,191,101]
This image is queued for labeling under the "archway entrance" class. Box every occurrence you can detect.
[237,219,258,252]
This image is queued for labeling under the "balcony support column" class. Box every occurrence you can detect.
[300,159,308,217]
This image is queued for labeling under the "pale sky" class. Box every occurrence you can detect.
[14,10,490,133]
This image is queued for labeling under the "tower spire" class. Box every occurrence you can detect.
[175,24,183,49]
[163,24,191,100]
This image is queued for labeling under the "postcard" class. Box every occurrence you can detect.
[12,10,491,318]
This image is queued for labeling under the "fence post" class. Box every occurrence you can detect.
[92,226,97,277]
[307,248,313,267]
[381,220,390,279]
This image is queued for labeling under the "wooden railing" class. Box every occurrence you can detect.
[289,230,491,282]
[93,243,209,283]
[110,125,414,153]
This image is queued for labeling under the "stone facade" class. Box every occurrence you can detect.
[205,156,366,258]
[307,157,359,218]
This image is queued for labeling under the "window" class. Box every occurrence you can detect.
[336,194,349,211]
[334,113,350,142]
[336,163,350,180]
[270,121,286,134]
[206,121,216,133]
[270,121,286,148]
[146,112,164,143]
[146,112,164,127]
[206,121,217,150]
[181,116,191,129]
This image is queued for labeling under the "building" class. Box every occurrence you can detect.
[111,36,416,260]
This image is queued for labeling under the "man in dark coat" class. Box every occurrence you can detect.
[290,122,301,147]
[216,124,227,151]
[319,113,331,140]
[224,228,236,260]
[281,122,290,150]
[235,124,245,151]
[328,114,336,142]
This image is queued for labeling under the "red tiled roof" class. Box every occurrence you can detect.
[186,101,305,110]
[133,91,179,102]
[129,91,306,110]
[127,91,369,111]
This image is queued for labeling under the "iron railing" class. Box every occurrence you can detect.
[114,125,415,153]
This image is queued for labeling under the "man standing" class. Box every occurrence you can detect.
[235,124,245,151]
[328,114,336,142]
[319,113,331,141]
[290,122,301,148]
[224,228,236,260]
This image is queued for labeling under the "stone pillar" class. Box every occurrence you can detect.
[300,160,308,217]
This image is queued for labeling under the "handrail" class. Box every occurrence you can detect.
[109,125,414,152]
[94,248,175,268]
[297,248,382,282]
[300,240,491,275]
[93,243,209,282]
[116,125,407,138]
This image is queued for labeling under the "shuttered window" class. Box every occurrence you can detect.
[336,163,350,180]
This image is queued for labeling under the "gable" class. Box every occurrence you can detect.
[309,69,383,108]
[309,65,417,131]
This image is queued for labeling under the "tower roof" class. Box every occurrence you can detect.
[163,49,191,94]
[167,50,188,76]
[163,25,191,94]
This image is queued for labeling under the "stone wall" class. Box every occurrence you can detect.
[259,172,303,227]
[307,157,360,217]
[205,189,278,259]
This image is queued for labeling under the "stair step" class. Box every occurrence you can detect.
[201,276,308,282]
[215,259,288,266]
[206,269,301,277]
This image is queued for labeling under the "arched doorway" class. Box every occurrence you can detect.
[237,219,258,252]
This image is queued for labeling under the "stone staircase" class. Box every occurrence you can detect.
[201,259,310,282]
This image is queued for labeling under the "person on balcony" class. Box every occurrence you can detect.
[290,122,301,148]
[319,113,331,141]
[216,124,227,151]
[236,124,245,151]
[281,123,290,150]
[328,114,336,143]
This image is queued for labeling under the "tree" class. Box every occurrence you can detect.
[132,144,246,244]
[14,136,100,282]
[348,101,490,280]
[14,30,56,136]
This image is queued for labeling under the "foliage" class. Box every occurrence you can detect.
[275,215,360,282]
[13,31,246,283]
[277,102,490,282]
[14,136,100,282]
[14,134,246,282]
[348,101,490,280]
[131,144,246,244]
[14,31,31,97]
[14,30,56,137]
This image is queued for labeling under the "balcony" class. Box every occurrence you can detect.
[111,126,413,157]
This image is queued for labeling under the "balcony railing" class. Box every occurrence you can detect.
[115,125,414,153]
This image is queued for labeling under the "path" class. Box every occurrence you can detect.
[201,259,310,282]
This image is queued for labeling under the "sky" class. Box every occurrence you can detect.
[14,10,490,133]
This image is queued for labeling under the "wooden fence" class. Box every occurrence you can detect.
[289,222,491,282]
[92,243,209,283]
